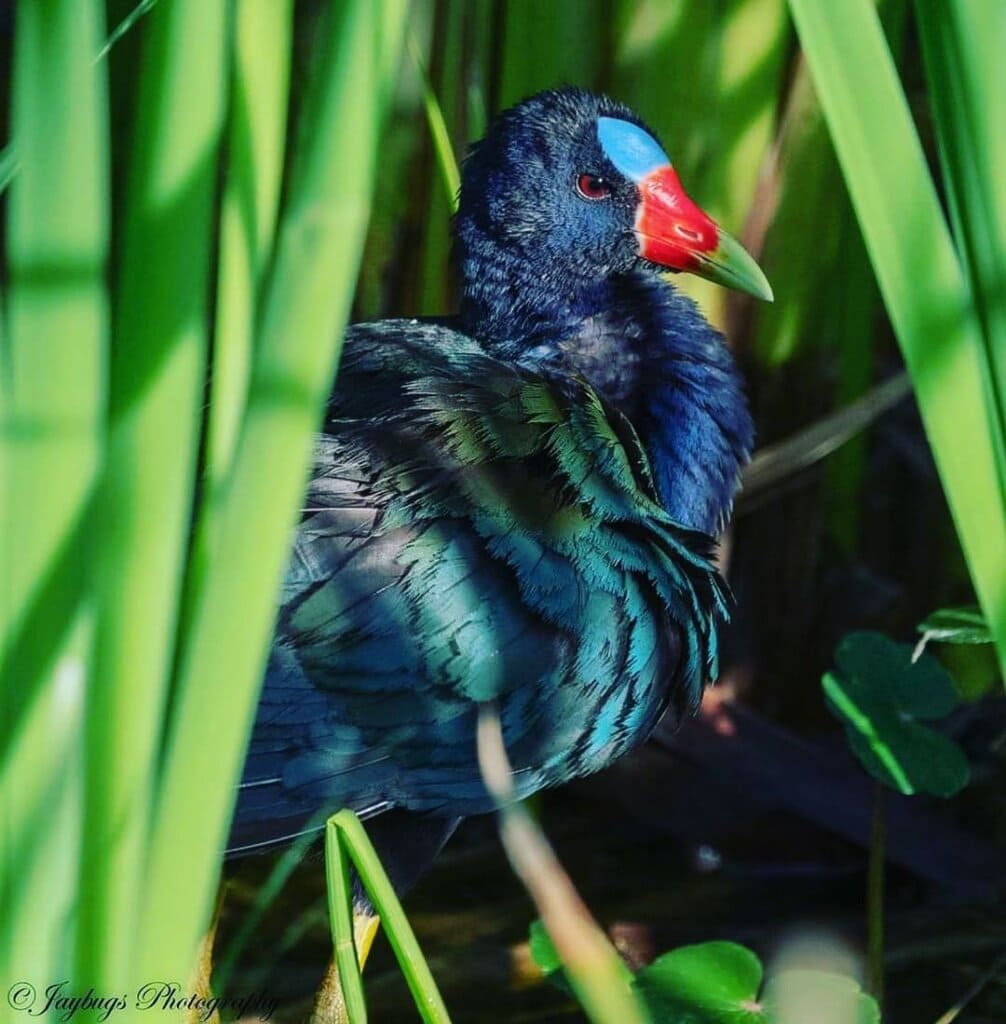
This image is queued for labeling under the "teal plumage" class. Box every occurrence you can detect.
[231,322,727,851]
[229,88,761,860]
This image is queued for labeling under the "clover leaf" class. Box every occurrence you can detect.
[633,942,880,1024]
[823,631,969,797]
[633,941,764,1023]
[529,927,881,1024]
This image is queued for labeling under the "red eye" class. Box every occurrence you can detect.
[576,173,612,200]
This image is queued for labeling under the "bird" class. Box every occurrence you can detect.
[226,85,767,944]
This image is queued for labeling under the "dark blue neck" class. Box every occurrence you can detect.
[460,269,753,536]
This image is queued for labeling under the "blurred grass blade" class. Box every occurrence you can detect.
[188,0,293,615]
[2,0,108,769]
[496,0,607,110]
[0,144,16,194]
[135,0,408,988]
[751,59,845,368]
[915,0,1006,444]
[83,0,228,987]
[408,29,460,208]
[205,0,292,497]
[740,371,911,506]
[412,0,466,316]
[1,0,108,984]
[98,0,160,60]
[215,809,331,992]
[0,628,87,981]
[477,707,651,1024]
[786,0,1006,677]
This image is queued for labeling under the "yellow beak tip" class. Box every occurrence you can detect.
[698,229,774,303]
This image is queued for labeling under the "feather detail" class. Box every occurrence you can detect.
[227,320,727,853]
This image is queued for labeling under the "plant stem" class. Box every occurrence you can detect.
[329,810,452,1024]
[476,706,650,1024]
[867,782,886,1007]
[325,818,369,1024]
[933,948,1006,1024]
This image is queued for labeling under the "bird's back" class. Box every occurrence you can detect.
[228,320,727,855]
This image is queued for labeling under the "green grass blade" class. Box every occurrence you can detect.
[0,629,87,982]
[326,818,369,1023]
[330,810,452,1024]
[98,0,160,60]
[2,0,108,753]
[82,0,228,987]
[182,0,294,640]
[0,144,17,195]
[1,0,109,984]
[495,0,607,110]
[786,0,1006,677]
[412,3,464,316]
[915,0,1006,447]
[751,58,867,368]
[134,0,408,988]
[465,0,491,142]
[205,0,293,499]
[408,30,461,208]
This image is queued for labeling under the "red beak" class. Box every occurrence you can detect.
[636,165,719,271]
[635,165,773,301]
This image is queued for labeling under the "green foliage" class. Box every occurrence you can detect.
[407,31,461,209]
[635,942,764,1023]
[528,918,563,976]
[917,606,993,647]
[786,0,1006,682]
[1,0,407,998]
[915,2,1006,444]
[530,927,880,1024]
[5,1,1005,1019]
[2,0,108,986]
[822,632,969,797]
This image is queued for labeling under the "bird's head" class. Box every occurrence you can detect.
[455,88,771,341]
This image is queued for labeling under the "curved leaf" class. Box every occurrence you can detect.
[634,942,764,1024]
[917,606,993,646]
